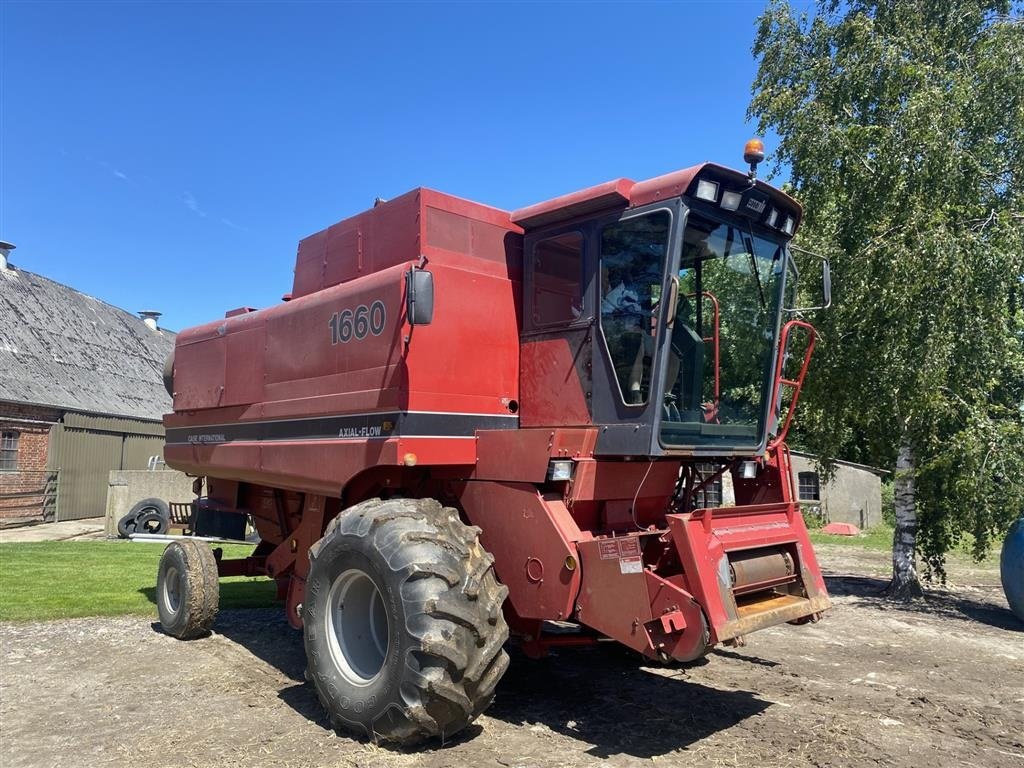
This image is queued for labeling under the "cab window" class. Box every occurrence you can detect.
[531,231,584,327]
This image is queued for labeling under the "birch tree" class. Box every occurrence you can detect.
[749,0,1024,597]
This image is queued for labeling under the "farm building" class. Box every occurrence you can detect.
[789,451,887,529]
[0,242,175,526]
[698,453,885,530]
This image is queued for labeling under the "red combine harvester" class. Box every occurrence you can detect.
[158,141,832,744]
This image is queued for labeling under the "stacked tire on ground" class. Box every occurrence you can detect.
[117,497,170,538]
[156,498,509,744]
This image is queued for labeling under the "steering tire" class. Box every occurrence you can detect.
[156,540,220,639]
[303,497,509,745]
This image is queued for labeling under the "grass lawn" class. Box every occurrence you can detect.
[0,540,277,622]
[808,524,1001,567]
[809,525,895,551]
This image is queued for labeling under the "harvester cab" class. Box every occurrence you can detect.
[158,142,832,746]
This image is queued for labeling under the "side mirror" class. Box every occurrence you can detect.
[785,246,832,312]
[406,267,434,325]
[821,259,832,309]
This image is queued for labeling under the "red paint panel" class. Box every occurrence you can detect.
[511,179,634,229]
[458,481,583,621]
[575,537,654,654]
[223,325,266,406]
[265,264,406,389]
[396,437,477,468]
[292,229,327,299]
[292,188,523,299]
[291,190,421,298]
[167,439,399,497]
[323,227,361,288]
[519,333,591,427]
[474,429,553,482]
[403,263,519,415]
[627,164,704,208]
[569,459,679,503]
[173,333,225,410]
[549,428,598,459]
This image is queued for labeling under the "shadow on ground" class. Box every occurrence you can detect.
[489,645,769,758]
[825,574,1021,631]
[181,609,771,758]
[139,581,278,611]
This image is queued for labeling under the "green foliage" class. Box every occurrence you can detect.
[750,1,1024,569]
[0,541,276,622]
[880,479,895,527]
[800,503,826,529]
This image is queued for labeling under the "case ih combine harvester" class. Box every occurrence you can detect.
[158,141,832,744]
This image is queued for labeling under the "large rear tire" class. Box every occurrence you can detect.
[303,497,509,745]
[156,540,220,639]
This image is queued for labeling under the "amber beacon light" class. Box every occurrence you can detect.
[744,138,766,181]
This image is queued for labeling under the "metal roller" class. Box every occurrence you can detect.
[729,548,796,595]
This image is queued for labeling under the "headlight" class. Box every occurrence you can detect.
[695,179,719,203]
[721,191,742,211]
[547,460,574,482]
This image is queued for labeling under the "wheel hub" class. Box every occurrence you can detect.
[325,568,390,686]
[162,565,181,615]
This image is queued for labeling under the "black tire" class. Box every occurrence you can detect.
[303,497,510,745]
[156,540,219,639]
[129,497,170,522]
[136,510,169,535]
[116,511,140,539]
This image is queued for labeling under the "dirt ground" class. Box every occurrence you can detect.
[1,544,1021,768]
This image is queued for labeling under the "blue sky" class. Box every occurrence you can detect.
[1,1,797,331]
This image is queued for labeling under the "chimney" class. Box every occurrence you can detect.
[138,310,162,331]
[0,241,15,271]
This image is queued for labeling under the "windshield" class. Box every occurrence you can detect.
[658,211,786,448]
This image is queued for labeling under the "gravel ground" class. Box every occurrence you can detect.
[1,543,1021,768]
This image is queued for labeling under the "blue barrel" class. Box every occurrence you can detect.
[1001,517,1024,623]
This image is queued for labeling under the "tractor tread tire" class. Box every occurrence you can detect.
[304,497,509,745]
[156,539,220,640]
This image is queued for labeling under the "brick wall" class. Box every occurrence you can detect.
[0,402,61,524]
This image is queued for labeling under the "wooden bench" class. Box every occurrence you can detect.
[167,501,194,534]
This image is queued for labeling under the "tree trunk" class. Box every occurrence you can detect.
[889,437,924,599]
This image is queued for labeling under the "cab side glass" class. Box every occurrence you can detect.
[531,232,584,326]
[599,211,672,405]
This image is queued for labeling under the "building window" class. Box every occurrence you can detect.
[798,471,820,501]
[694,463,723,508]
[0,430,19,471]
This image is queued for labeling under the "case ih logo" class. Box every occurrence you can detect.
[187,433,226,444]
[745,197,767,214]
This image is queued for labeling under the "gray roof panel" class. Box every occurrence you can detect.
[0,266,175,422]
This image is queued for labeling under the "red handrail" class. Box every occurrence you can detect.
[768,319,817,450]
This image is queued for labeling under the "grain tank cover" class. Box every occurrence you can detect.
[292,188,523,299]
